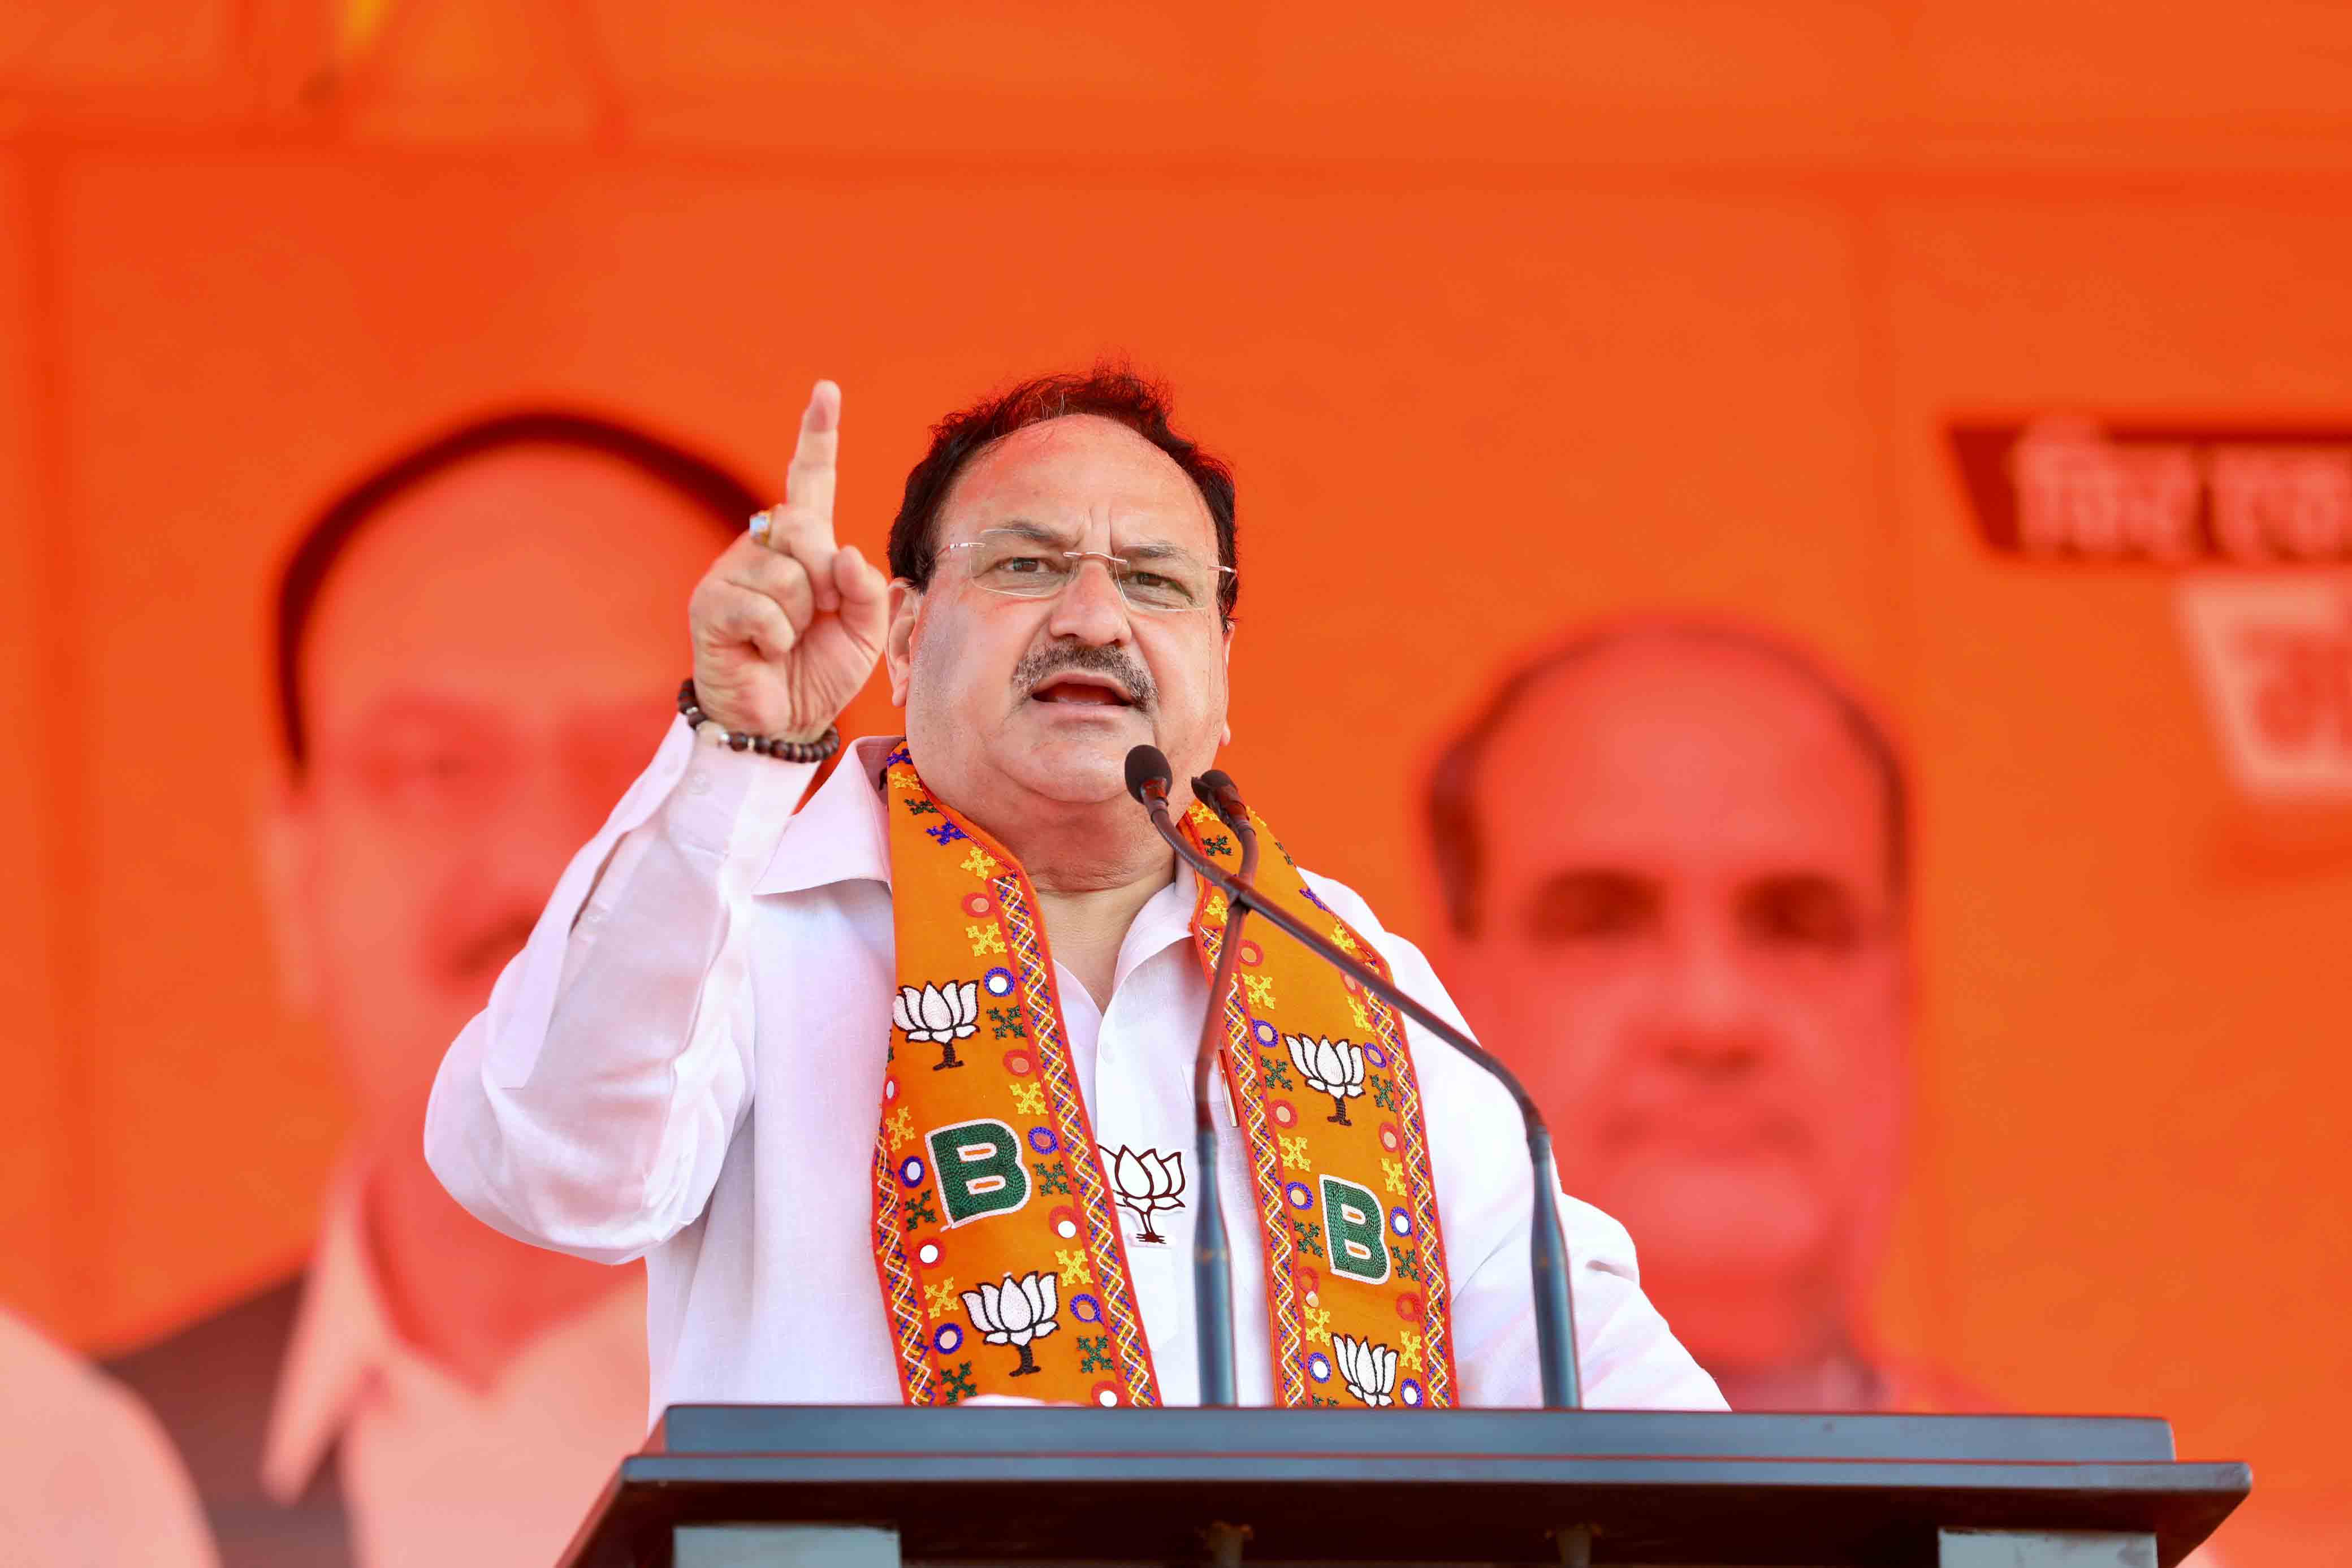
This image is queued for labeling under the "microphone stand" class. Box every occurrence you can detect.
[1137,766,1583,1411]
[1187,785,1257,1408]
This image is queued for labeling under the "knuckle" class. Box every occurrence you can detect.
[717,592,773,636]
[732,611,793,653]
[777,542,835,578]
[746,567,812,615]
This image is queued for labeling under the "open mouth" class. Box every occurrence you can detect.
[1030,675,1139,708]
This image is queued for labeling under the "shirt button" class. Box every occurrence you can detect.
[685,772,714,798]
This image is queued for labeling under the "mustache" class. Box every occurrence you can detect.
[1600,1095,1817,1157]
[1012,640,1157,708]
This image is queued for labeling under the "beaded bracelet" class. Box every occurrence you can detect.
[677,678,842,763]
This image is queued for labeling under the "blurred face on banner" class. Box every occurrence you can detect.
[1442,637,1909,1370]
[888,415,1233,825]
[264,448,716,1142]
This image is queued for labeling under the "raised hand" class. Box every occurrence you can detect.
[687,380,890,739]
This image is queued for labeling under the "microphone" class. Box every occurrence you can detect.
[1194,768,1247,830]
[1126,747,1583,1410]
[1125,744,1173,808]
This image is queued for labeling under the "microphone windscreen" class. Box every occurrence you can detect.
[1125,744,1173,804]
[1196,769,1242,810]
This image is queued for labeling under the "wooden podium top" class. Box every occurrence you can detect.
[559,1406,2249,1568]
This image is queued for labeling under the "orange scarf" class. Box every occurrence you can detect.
[870,745,1458,1409]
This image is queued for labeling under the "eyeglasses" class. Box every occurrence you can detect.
[939,529,1235,616]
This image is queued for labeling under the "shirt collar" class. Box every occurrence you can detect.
[260,1167,398,1504]
[753,734,898,895]
[1116,865,1204,990]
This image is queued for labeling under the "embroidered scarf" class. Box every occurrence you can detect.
[870,744,1458,1410]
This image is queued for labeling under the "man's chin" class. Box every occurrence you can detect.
[1602,1155,1833,1274]
[999,729,1142,805]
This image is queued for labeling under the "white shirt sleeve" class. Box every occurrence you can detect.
[1300,873,1727,1412]
[1450,1177,1730,1412]
[424,717,815,1264]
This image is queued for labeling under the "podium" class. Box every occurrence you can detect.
[554,1406,2247,1568]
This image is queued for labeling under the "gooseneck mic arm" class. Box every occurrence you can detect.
[1128,746,1247,1406]
[1184,773,1256,1407]
[1125,745,1583,1410]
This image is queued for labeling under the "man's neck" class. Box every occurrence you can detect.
[360,1132,625,1391]
[1030,873,1174,1008]
[1644,1258,1881,1411]
[982,795,1178,1009]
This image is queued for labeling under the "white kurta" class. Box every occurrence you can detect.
[425,722,1724,1419]
[259,1174,648,1568]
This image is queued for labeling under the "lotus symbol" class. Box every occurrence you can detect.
[1106,1146,1186,1245]
[1333,1333,1398,1407]
[959,1270,1061,1378]
[1284,1034,1367,1125]
[893,981,979,1071]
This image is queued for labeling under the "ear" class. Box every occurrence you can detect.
[1220,619,1235,746]
[254,762,322,1015]
[884,579,922,709]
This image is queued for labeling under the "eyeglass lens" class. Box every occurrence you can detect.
[962,530,1220,613]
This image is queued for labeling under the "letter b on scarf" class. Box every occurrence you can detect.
[1321,1175,1391,1284]
[930,1119,1032,1225]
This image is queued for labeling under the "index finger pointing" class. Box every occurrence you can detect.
[784,379,841,536]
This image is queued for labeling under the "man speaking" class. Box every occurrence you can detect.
[426,369,1720,1413]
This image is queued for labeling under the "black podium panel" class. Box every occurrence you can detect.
[559,1406,2249,1568]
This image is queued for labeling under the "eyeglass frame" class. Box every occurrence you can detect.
[933,527,1238,619]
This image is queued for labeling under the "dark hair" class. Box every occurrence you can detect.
[886,366,1239,622]
[1424,621,1912,936]
[274,408,759,770]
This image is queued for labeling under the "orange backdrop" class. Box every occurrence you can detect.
[2,3,2348,1562]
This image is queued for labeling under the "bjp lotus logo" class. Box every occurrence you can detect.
[959,1270,1060,1378]
[1333,1333,1398,1407]
[894,981,979,1071]
[1107,1146,1186,1245]
[1285,1034,1367,1125]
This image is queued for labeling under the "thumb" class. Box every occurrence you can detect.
[833,544,890,635]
